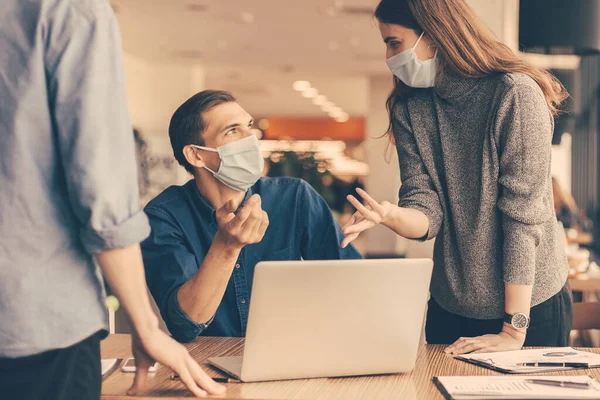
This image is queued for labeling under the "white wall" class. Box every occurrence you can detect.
[122,53,205,184]
[122,53,154,135]
[552,133,572,193]
[122,53,205,137]
[468,0,519,47]
[365,76,404,256]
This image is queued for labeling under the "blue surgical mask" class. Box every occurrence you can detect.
[193,135,264,192]
[386,32,437,88]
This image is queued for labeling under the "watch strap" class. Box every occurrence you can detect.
[504,312,530,329]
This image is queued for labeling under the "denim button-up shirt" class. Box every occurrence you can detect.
[142,177,361,342]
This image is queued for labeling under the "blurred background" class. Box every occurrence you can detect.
[103,0,600,345]
[113,0,599,263]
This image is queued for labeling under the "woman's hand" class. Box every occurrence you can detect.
[444,324,526,355]
[341,188,393,248]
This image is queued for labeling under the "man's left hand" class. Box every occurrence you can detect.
[444,324,526,354]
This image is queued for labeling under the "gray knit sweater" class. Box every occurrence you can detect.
[393,69,568,320]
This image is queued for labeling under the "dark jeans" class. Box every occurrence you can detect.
[0,330,103,400]
[426,283,573,346]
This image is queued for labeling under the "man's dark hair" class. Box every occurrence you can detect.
[168,90,236,174]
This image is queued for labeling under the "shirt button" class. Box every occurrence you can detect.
[241,299,246,304]
[235,264,241,269]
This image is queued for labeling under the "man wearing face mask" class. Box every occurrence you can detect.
[141,90,361,342]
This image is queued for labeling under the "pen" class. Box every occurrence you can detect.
[525,379,591,390]
[517,362,590,368]
[170,374,239,383]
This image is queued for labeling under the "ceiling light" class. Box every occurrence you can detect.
[241,12,255,24]
[293,80,311,91]
[321,101,335,112]
[280,64,295,73]
[302,88,318,98]
[328,41,340,51]
[252,128,263,139]
[313,95,327,106]
[258,119,270,130]
[186,4,208,12]
[335,113,350,123]
[171,50,203,59]
[330,106,343,115]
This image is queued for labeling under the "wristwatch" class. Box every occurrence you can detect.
[504,312,530,330]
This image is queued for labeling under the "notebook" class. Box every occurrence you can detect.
[434,375,600,399]
[456,347,600,374]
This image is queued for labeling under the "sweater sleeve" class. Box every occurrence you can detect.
[393,103,443,241]
[495,83,555,285]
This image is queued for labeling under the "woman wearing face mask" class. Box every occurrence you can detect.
[342,0,572,353]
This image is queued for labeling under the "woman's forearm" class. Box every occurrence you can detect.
[502,282,533,340]
[504,282,533,316]
[382,204,431,240]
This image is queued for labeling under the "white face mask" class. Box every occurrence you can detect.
[386,32,437,88]
[193,135,264,192]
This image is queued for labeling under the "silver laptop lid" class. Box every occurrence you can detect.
[240,258,433,382]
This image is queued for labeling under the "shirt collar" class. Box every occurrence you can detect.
[186,179,255,219]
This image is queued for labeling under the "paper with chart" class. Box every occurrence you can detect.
[457,347,600,373]
[435,375,600,399]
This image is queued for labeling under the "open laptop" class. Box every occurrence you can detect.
[208,258,433,382]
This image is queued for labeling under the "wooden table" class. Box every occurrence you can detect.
[570,276,600,292]
[101,334,600,400]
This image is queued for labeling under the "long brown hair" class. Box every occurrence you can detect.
[375,0,568,137]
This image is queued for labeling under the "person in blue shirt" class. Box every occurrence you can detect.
[141,90,362,343]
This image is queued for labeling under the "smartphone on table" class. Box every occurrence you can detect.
[121,358,158,373]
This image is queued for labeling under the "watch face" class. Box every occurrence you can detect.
[512,313,529,329]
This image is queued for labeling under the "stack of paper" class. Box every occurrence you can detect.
[456,347,600,374]
[434,375,600,399]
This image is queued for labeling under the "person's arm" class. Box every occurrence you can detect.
[96,246,224,396]
[393,104,443,240]
[143,195,268,342]
[142,207,217,343]
[342,103,441,246]
[97,246,158,338]
[446,84,553,355]
[497,85,555,342]
[298,181,362,259]
[178,195,268,323]
[176,239,241,326]
[343,192,430,246]
[504,282,533,328]
[44,2,223,396]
